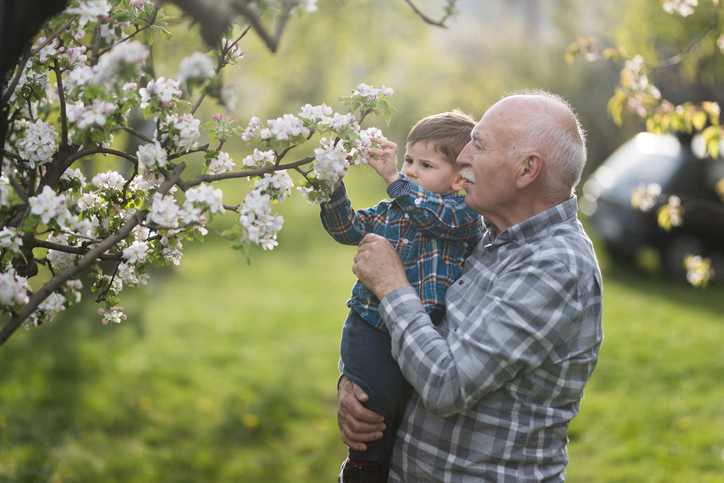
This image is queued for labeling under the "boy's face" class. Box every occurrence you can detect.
[401,141,465,194]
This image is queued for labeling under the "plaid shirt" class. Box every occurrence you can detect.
[380,197,603,482]
[320,174,482,331]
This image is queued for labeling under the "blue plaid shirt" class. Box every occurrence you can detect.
[381,196,604,482]
[320,174,482,331]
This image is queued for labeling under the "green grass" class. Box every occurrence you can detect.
[1,184,723,482]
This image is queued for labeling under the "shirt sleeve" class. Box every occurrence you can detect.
[388,174,482,241]
[380,256,583,417]
[319,182,378,246]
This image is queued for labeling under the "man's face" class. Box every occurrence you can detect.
[456,106,520,219]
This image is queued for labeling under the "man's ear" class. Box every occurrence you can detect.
[451,172,466,192]
[516,153,542,189]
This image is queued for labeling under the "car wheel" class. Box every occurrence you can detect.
[661,234,707,281]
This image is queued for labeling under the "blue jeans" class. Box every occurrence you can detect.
[340,310,412,466]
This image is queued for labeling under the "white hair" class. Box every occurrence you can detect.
[506,90,587,199]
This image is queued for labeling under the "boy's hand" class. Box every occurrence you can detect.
[366,137,400,185]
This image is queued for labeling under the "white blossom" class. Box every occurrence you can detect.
[96,40,149,83]
[137,141,167,170]
[19,120,58,167]
[29,185,68,225]
[663,0,698,16]
[207,151,235,174]
[0,269,30,307]
[66,0,111,26]
[0,227,23,253]
[122,240,149,264]
[148,193,180,228]
[176,52,215,84]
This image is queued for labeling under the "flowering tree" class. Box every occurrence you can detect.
[568,0,724,286]
[0,0,431,347]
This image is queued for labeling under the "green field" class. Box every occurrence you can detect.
[1,185,723,482]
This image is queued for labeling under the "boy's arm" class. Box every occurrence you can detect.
[319,183,377,246]
[388,174,482,241]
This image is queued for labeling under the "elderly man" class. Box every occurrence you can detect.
[338,91,603,482]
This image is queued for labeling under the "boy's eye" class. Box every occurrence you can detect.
[404,158,413,164]
[422,163,432,169]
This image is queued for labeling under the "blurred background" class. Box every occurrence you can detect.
[1,0,723,481]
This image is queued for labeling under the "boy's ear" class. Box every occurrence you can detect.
[451,172,466,192]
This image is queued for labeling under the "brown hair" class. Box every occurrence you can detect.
[407,110,476,166]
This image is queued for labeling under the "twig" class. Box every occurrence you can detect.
[651,1,722,69]
[403,0,455,28]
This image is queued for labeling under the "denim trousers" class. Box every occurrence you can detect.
[340,309,412,465]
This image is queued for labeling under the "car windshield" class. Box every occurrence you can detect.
[593,134,684,203]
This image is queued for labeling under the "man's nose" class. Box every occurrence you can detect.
[457,142,473,166]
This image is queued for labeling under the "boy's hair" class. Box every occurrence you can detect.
[407,110,476,166]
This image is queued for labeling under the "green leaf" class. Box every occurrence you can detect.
[692,111,707,131]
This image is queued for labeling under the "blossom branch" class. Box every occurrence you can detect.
[0,163,186,347]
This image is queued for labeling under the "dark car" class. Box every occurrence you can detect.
[581,132,724,280]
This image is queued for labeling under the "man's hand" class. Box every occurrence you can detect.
[353,234,410,301]
[337,376,386,451]
[366,137,400,185]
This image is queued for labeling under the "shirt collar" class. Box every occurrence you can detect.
[485,196,579,245]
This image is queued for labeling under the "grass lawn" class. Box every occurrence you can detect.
[1,181,723,482]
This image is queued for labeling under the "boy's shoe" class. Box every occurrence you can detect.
[338,459,381,483]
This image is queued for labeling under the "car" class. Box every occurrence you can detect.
[580,132,724,280]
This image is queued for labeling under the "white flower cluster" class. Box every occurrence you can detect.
[0,227,23,253]
[0,268,30,307]
[139,76,183,108]
[354,83,394,99]
[241,148,275,168]
[97,306,127,324]
[137,141,168,170]
[313,139,349,189]
[207,151,235,174]
[176,52,215,84]
[252,172,294,203]
[19,120,58,167]
[238,190,284,251]
[67,98,116,129]
[663,0,697,16]
[620,55,661,117]
[67,0,111,27]
[161,113,201,152]
[29,185,70,225]
[182,183,225,223]
[96,41,149,83]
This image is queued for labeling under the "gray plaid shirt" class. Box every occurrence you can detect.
[380,197,603,482]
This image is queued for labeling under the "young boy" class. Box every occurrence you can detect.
[320,111,482,483]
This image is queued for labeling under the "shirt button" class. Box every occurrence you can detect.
[414,199,421,205]
[404,214,410,219]
[458,280,464,285]
[402,238,410,244]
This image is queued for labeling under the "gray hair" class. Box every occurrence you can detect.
[505,90,587,199]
